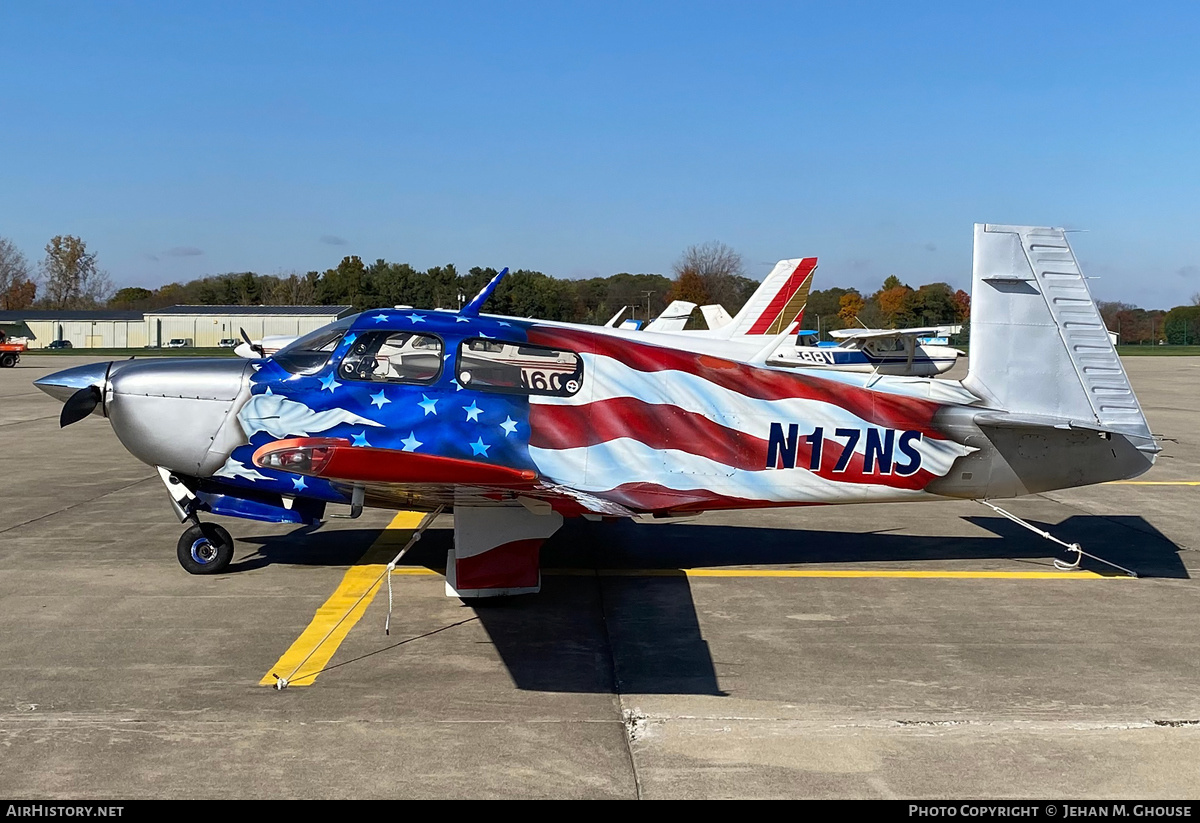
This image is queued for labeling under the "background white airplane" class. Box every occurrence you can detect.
[770,325,964,376]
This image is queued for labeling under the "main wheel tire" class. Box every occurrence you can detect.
[177,523,235,575]
[0,353,15,368]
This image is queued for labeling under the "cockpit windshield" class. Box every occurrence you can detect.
[272,315,356,374]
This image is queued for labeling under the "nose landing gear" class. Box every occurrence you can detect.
[177,522,235,575]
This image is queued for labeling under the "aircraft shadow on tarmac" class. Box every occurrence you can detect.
[230,513,1184,696]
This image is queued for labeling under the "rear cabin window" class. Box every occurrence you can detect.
[456,338,583,397]
[340,331,444,384]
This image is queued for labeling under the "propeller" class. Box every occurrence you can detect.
[240,327,265,357]
[60,385,102,428]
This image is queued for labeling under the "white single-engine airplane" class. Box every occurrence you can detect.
[770,325,964,376]
[685,257,965,376]
[35,225,1155,598]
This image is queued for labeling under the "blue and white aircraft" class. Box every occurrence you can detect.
[770,326,964,376]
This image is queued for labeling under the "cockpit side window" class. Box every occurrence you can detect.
[339,331,444,384]
[456,338,583,397]
[273,317,355,375]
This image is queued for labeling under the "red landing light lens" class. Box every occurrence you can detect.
[254,440,339,475]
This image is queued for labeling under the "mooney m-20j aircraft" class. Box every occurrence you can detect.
[35,225,1156,597]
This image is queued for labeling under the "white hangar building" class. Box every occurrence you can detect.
[0,310,148,348]
[144,305,353,348]
[0,306,352,349]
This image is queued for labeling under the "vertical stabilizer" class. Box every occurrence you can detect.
[964,224,1152,441]
[700,304,733,330]
[645,300,698,332]
[716,257,817,337]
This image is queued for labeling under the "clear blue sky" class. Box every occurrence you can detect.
[2,2,1198,309]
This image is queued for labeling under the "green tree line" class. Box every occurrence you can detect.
[4,234,1197,341]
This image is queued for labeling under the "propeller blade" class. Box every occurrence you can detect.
[240,327,264,357]
[60,386,101,428]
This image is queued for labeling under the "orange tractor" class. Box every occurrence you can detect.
[0,328,27,368]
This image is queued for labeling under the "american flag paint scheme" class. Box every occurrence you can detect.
[34,226,1158,595]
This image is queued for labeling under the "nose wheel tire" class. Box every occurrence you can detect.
[177,523,235,575]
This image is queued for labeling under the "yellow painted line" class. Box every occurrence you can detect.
[596,568,1116,580]
[263,507,1130,687]
[1105,481,1200,486]
[396,567,1117,580]
[259,511,428,688]
[545,568,1117,579]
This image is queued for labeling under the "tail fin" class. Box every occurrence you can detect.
[717,257,817,337]
[645,300,697,332]
[964,224,1153,442]
[700,304,734,330]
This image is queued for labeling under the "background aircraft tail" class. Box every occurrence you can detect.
[715,257,817,338]
[963,224,1153,443]
[645,300,697,332]
[700,304,733,330]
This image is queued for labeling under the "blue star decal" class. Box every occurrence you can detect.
[372,313,390,323]
[452,379,464,392]
[469,437,491,457]
[343,332,357,346]
[263,386,273,395]
[407,313,426,324]
[319,373,340,392]
[463,400,483,422]
[454,315,471,323]
[497,321,511,327]
[418,394,438,416]
[500,416,518,437]
[370,389,391,409]
[292,476,307,491]
[351,432,371,447]
[478,332,493,339]
[401,431,422,452]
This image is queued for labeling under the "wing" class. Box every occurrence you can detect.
[828,326,958,342]
[250,436,634,516]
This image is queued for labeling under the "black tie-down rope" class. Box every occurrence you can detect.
[271,506,446,690]
[273,616,481,688]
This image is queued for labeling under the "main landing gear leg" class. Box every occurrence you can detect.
[158,466,236,575]
[976,499,1138,578]
[446,506,564,598]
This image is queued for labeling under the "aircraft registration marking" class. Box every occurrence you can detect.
[258,511,427,688]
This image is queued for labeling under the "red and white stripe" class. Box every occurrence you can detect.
[738,257,817,335]
[525,327,974,512]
